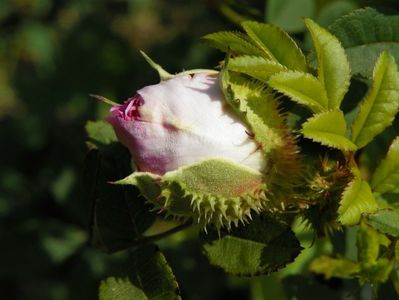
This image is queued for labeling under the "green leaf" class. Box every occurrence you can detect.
[329,7,399,79]
[365,209,399,237]
[201,215,302,276]
[309,256,360,279]
[357,221,380,266]
[266,0,315,33]
[84,145,156,253]
[85,120,117,146]
[371,136,399,194]
[268,71,328,113]
[228,55,287,82]
[99,277,146,300]
[305,18,350,109]
[99,245,181,300]
[338,178,378,226]
[301,110,357,151]
[242,21,307,71]
[361,258,394,284]
[202,31,263,56]
[316,1,358,27]
[351,52,399,148]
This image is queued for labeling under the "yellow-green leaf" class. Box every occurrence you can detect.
[305,18,350,109]
[268,71,328,113]
[242,21,307,71]
[371,137,399,194]
[309,256,360,279]
[301,110,357,151]
[351,52,399,148]
[357,222,380,266]
[202,31,264,56]
[338,178,378,226]
[228,55,287,83]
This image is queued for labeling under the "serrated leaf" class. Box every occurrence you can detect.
[301,110,357,151]
[201,215,301,276]
[309,256,360,279]
[202,31,263,56]
[84,145,156,253]
[85,120,117,146]
[365,209,399,237]
[371,137,399,194]
[99,245,181,300]
[242,21,307,71]
[329,7,399,79]
[268,71,328,113]
[99,277,146,300]
[266,0,315,33]
[305,18,350,109]
[351,52,399,148]
[228,55,287,83]
[338,178,378,226]
[357,222,380,266]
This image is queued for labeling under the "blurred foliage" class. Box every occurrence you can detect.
[1,0,399,299]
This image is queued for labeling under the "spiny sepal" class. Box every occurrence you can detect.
[116,158,271,230]
[221,70,301,189]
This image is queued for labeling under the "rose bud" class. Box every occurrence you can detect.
[107,73,266,175]
[106,72,276,230]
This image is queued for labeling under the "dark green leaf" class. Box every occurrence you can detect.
[201,215,302,276]
[266,0,315,33]
[365,209,399,237]
[85,120,117,146]
[329,7,399,79]
[84,144,156,253]
[99,245,181,300]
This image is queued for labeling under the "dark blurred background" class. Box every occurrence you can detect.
[1,0,398,299]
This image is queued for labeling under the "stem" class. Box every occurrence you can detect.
[111,221,193,253]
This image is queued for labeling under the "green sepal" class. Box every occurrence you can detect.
[242,21,307,72]
[371,136,399,194]
[117,159,269,230]
[301,110,357,151]
[351,51,399,148]
[305,18,350,109]
[114,172,161,202]
[221,71,301,188]
[161,158,268,230]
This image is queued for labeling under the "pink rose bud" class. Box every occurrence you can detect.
[107,73,266,175]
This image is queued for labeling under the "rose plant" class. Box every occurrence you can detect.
[85,8,399,300]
